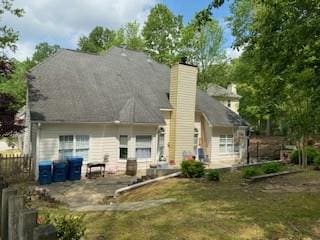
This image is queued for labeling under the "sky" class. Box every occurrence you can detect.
[3,0,241,61]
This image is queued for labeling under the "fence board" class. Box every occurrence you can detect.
[0,154,34,182]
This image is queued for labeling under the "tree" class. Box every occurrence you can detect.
[31,42,60,66]
[143,4,183,65]
[115,21,145,51]
[0,0,25,138]
[122,21,144,51]
[227,0,320,165]
[181,16,225,89]
[78,26,115,53]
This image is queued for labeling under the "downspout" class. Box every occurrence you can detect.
[35,122,41,180]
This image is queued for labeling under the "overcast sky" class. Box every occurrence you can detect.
[3,0,241,61]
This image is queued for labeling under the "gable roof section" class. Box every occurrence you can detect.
[207,84,241,99]
[28,47,247,126]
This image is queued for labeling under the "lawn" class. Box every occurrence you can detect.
[37,169,320,240]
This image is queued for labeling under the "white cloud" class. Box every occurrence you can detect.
[226,47,243,59]
[3,0,158,60]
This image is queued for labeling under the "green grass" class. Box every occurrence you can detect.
[35,169,320,240]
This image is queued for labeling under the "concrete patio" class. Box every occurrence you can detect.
[40,175,136,208]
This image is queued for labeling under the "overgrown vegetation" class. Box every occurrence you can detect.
[181,160,205,178]
[242,166,263,178]
[43,213,85,240]
[206,169,220,181]
[242,162,285,178]
[291,147,320,165]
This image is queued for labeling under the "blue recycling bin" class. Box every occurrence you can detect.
[66,156,83,181]
[52,160,68,182]
[38,160,52,185]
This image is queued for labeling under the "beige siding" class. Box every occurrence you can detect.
[37,123,157,174]
[169,64,198,164]
[218,98,239,114]
[211,126,241,164]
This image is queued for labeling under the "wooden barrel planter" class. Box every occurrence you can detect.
[126,158,137,176]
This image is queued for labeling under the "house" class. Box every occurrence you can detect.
[25,47,248,177]
[207,83,241,114]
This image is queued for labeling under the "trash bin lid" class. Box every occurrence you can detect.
[39,160,52,166]
[66,156,83,161]
[53,160,67,165]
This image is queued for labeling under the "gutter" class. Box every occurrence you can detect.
[113,171,181,198]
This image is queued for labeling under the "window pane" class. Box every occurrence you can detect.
[219,144,225,153]
[120,135,128,147]
[76,135,89,149]
[59,135,73,150]
[136,136,152,148]
[75,149,89,162]
[59,149,73,160]
[219,135,226,144]
[234,144,240,153]
[136,148,151,159]
[227,144,233,153]
[120,148,128,159]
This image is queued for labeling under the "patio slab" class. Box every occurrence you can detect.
[40,175,136,208]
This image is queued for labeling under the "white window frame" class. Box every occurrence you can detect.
[219,135,238,154]
[119,135,128,160]
[59,135,90,162]
[136,135,152,160]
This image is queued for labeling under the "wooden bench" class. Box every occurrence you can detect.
[86,162,106,179]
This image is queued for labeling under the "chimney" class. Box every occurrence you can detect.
[227,83,237,94]
[169,59,198,165]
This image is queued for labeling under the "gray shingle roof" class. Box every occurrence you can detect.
[28,47,247,127]
[207,84,241,98]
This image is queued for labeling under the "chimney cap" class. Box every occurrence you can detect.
[178,57,197,67]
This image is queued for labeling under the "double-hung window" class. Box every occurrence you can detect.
[136,135,152,159]
[219,135,235,153]
[119,135,128,160]
[59,135,89,162]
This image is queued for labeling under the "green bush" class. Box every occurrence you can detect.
[207,169,220,181]
[262,162,282,174]
[242,167,262,178]
[181,160,205,178]
[291,147,320,165]
[314,155,320,170]
[44,213,85,240]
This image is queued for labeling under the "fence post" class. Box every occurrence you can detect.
[0,178,8,237]
[18,209,38,240]
[33,224,57,240]
[257,142,260,161]
[8,195,24,240]
[1,188,17,240]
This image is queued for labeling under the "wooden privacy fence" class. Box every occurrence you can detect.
[0,154,34,181]
[249,142,283,162]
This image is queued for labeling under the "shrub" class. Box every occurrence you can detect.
[314,155,320,170]
[207,169,220,181]
[181,160,205,178]
[44,213,85,240]
[262,162,282,174]
[242,167,262,178]
[291,147,320,165]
